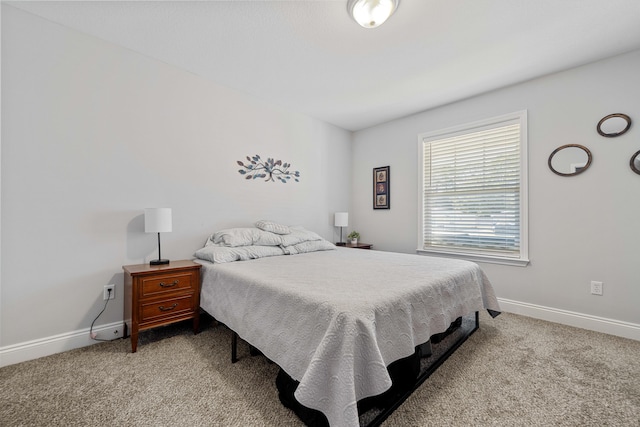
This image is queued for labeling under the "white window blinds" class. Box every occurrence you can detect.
[420,112,528,264]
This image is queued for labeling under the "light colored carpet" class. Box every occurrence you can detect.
[1,311,639,426]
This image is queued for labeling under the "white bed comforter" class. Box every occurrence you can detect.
[197,248,500,427]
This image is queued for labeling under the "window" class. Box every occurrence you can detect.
[418,111,528,266]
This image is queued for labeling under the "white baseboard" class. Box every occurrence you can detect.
[3,301,638,367]
[498,298,640,341]
[0,321,125,368]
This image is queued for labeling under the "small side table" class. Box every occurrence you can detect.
[123,260,202,353]
[345,242,372,249]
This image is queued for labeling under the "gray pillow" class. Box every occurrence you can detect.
[255,220,291,235]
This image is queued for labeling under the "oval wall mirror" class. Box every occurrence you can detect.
[597,113,631,137]
[548,144,592,177]
[631,150,640,175]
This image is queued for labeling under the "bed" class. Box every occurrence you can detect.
[194,223,500,427]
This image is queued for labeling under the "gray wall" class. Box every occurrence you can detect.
[351,49,640,332]
[2,5,639,365]
[0,6,351,352]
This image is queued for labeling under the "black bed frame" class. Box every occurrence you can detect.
[362,312,480,427]
[228,311,480,427]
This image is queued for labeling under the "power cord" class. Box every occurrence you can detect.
[89,288,118,342]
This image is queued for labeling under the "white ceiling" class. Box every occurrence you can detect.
[8,0,640,131]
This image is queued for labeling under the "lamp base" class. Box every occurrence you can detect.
[335,242,346,246]
[150,259,170,265]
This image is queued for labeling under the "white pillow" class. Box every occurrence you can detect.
[194,244,284,263]
[280,226,323,246]
[255,220,291,235]
[211,228,259,247]
[211,227,283,247]
[282,239,336,255]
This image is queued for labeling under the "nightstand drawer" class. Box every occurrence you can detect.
[345,242,372,249]
[140,294,195,323]
[140,272,195,298]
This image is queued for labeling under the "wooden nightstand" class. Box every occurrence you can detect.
[345,242,372,249]
[123,260,202,353]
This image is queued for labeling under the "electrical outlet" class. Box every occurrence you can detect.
[590,281,603,296]
[103,284,115,300]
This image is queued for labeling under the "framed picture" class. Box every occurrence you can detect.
[373,166,390,210]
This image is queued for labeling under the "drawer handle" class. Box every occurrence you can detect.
[158,303,178,312]
[159,280,179,288]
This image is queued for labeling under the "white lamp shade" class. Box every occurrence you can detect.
[334,212,349,227]
[145,208,172,233]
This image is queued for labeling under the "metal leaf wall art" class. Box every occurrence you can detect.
[237,154,301,183]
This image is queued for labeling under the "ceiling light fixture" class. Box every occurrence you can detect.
[347,0,399,29]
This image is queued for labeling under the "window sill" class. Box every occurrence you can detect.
[416,249,529,267]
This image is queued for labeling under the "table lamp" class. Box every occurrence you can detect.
[334,212,348,246]
[145,208,172,265]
